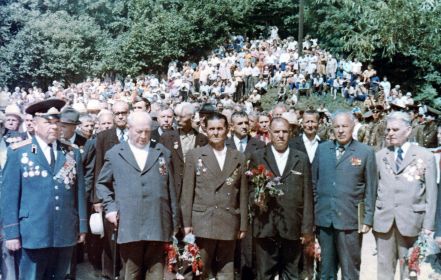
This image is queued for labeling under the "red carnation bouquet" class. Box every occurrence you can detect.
[246,163,284,212]
[164,234,203,279]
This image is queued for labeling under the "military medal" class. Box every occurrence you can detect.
[41,170,48,177]
[29,169,35,177]
[28,161,34,167]
[21,153,29,164]
[34,166,40,176]
[23,167,29,178]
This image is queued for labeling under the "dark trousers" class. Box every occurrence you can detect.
[254,237,302,280]
[237,229,254,280]
[67,243,84,279]
[102,218,123,278]
[196,238,236,280]
[20,246,73,280]
[1,237,20,280]
[119,241,165,280]
[317,226,362,280]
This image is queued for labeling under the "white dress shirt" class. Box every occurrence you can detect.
[233,135,247,153]
[117,128,128,142]
[302,134,320,163]
[394,142,411,160]
[35,135,57,164]
[128,141,150,170]
[213,146,227,171]
[271,146,289,175]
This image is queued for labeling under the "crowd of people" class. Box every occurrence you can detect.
[0,32,441,280]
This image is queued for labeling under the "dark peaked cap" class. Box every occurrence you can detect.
[25,99,66,120]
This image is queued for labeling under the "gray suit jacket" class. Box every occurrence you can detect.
[312,140,377,230]
[373,144,437,236]
[181,145,248,240]
[96,141,178,244]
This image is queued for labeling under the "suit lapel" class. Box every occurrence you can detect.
[281,149,300,180]
[225,137,237,150]
[397,145,416,174]
[201,145,222,176]
[221,148,240,178]
[336,141,355,167]
[172,133,184,162]
[53,143,66,174]
[142,143,161,174]
[263,146,281,177]
[118,142,141,172]
[384,147,397,173]
[31,138,52,173]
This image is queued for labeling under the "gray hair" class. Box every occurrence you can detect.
[331,111,355,125]
[272,103,288,112]
[178,102,196,116]
[386,111,411,127]
[79,114,94,123]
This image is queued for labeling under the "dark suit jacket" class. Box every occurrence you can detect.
[289,134,322,164]
[181,145,248,240]
[96,141,178,244]
[159,129,208,202]
[92,128,119,203]
[249,145,313,240]
[225,135,265,159]
[73,133,87,149]
[151,127,173,143]
[312,140,377,230]
[82,137,96,203]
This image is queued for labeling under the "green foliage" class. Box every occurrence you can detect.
[0,11,106,88]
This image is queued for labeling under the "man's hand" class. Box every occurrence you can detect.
[6,239,21,251]
[105,211,118,227]
[361,225,371,234]
[301,233,314,244]
[238,231,246,239]
[93,203,103,213]
[184,227,193,235]
[77,233,86,243]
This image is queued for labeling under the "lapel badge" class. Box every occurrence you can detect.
[173,141,179,150]
[31,144,37,154]
[351,157,362,166]
[34,166,41,176]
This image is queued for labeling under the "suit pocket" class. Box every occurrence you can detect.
[192,204,207,212]
[412,204,426,213]
[19,209,29,219]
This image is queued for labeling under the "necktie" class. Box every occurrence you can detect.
[119,129,125,142]
[48,143,55,171]
[337,145,345,161]
[239,140,245,153]
[396,147,403,170]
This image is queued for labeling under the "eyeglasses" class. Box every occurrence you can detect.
[114,111,128,116]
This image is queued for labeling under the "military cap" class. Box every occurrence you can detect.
[60,107,81,125]
[389,102,406,112]
[25,99,65,119]
[425,106,441,119]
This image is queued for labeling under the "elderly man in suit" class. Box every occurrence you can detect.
[92,101,129,279]
[312,111,377,280]
[1,99,87,280]
[160,102,208,204]
[96,111,178,279]
[289,110,321,164]
[181,112,248,280]
[373,111,437,280]
[225,110,265,279]
[151,104,174,142]
[249,117,313,280]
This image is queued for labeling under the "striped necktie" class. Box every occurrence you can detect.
[396,147,403,170]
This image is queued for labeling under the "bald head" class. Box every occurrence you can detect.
[127,111,152,148]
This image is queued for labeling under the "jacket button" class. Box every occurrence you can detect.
[55,196,59,200]
[215,206,218,209]
[55,186,59,190]
[55,206,60,211]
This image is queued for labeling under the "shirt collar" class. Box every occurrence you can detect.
[35,135,56,150]
[335,140,351,149]
[394,142,410,154]
[68,133,76,144]
[302,133,320,144]
[128,141,150,152]
[271,145,290,157]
